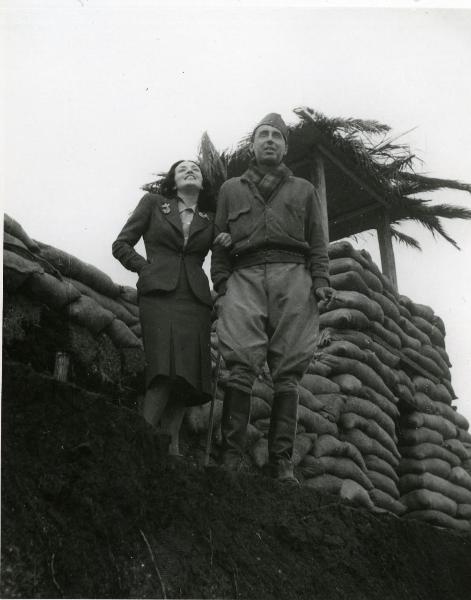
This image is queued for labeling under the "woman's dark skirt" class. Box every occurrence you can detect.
[138,266,212,406]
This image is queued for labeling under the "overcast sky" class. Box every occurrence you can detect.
[2,1,471,422]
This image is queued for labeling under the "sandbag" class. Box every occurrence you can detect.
[433,315,446,336]
[306,360,332,378]
[311,434,367,471]
[443,439,469,462]
[252,418,270,435]
[105,318,142,348]
[401,348,444,380]
[319,354,397,404]
[252,379,274,405]
[343,397,397,439]
[297,405,338,436]
[303,474,343,494]
[456,504,471,520]
[370,290,401,322]
[300,455,373,490]
[319,308,370,331]
[117,296,139,318]
[421,345,450,378]
[119,285,138,304]
[400,443,461,467]
[359,387,399,420]
[320,339,365,362]
[330,374,363,395]
[69,278,139,326]
[409,392,436,415]
[453,411,470,431]
[339,479,374,509]
[185,399,223,434]
[398,457,451,480]
[341,429,400,467]
[363,349,398,390]
[250,396,271,422]
[404,412,457,440]
[302,392,345,423]
[328,240,370,267]
[369,321,401,350]
[130,323,142,337]
[292,433,314,466]
[428,325,445,349]
[400,427,444,447]
[250,437,269,468]
[66,295,115,334]
[364,454,399,483]
[370,340,400,368]
[399,317,431,346]
[384,316,421,351]
[39,243,120,298]
[403,510,471,532]
[412,376,452,405]
[4,214,40,251]
[3,249,44,290]
[401,489,457,516]
[329,271,371,296]
[449,466,471,492]
[318,327,373,350]
[324,290,384,323]
[409,302,435,322]
[28,272,81,309]
[368,470,400,499]
[340,413,399,457]
[369,489,406,516]
[300,374,340,395]
[400,473,471,505]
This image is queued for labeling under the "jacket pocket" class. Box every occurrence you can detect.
[227,204,252,242]
[283,201,306,241]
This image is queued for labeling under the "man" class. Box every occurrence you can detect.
[211,113,333,483]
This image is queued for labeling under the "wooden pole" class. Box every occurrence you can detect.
[310,152,329,243]
[377,210,398,291]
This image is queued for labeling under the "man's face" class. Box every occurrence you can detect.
[251,125,287,167]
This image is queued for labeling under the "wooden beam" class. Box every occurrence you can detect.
[329,202,380,226]
[294,108,391,209]
[310,152,329,243]
[377,210,398,291]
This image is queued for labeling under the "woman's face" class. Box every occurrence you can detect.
[174,161,203,193]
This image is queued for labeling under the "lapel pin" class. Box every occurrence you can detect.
[198,211,209,220]
[161,202,171,214]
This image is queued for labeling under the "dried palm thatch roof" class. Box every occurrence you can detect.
[146,107,471,250]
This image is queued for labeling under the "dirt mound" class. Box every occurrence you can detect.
[2,361,471,599]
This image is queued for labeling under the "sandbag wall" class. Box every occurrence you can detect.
[3,214,145,390]
[198,240,471,532]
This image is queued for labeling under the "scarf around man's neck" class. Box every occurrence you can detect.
[243,159,292,201]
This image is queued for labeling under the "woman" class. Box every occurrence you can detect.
[112,160,230,458]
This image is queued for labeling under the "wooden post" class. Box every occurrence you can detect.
[377,210,398,291]
[310,152,329,243]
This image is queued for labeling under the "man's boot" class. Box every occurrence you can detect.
[220,387,251,471]
[268,389,300,485]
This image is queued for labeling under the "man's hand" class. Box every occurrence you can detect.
[214,232,232,248]
[314,286,335,302]
[212,294,225,320]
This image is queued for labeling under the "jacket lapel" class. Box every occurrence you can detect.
[160,197,183,237]
[188,209,212,240]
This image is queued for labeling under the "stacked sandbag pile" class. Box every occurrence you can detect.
[291,241,404,514]
[4,213,143,351]
[395,316,471,533]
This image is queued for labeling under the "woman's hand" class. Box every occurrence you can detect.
[214,232,232,248]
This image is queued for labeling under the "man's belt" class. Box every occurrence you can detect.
[233,248,307,270]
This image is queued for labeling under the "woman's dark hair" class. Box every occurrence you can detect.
[156,160,216,212]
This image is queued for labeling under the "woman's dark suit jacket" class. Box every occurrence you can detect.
[112,193,214,307]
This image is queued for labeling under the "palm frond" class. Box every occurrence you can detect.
[389,226,422,250]
[198,131,227,193]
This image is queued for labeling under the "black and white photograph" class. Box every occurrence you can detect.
[2,1,471,598]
